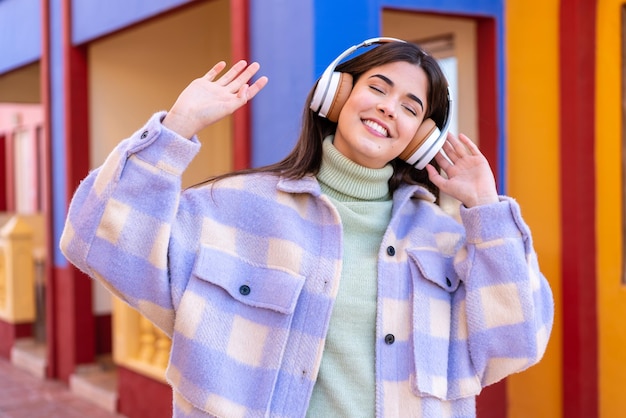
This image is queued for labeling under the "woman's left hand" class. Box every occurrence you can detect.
[425,132,499,208]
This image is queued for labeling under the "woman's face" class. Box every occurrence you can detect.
[333,61,429,169]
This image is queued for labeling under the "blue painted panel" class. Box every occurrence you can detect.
[0,0,42,73]
[49,0,67,266]
[313,0,379,79]
[379,0,501,16]
[72,0,194,44]
[249,0,315,167]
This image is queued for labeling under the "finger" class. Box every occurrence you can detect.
[236,84,249,102]
[215,60,248,86]
[426,163,446,188]
[245,76,269,100]
[236,75,269,102]
[438,148,454,166]
[202,61,227,81]
[445,132,471,156]
[441,139,460,161]
[458,133,480,155]
[230,62,263,90]
[434,150,453,171]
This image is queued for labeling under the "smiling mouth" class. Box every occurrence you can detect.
[363,119,389,137]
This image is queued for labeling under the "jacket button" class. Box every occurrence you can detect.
[140,130,149,139]
[386,246,396,256]
[384,334,395,345]
[239,285,251,296]
[446,277,452,287]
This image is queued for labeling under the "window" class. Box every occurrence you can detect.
[414,34,459,136]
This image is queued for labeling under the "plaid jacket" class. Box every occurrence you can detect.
[60,113,554,418]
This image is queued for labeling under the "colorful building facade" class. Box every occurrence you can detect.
[0,0,620,417]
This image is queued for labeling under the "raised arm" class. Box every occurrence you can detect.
[60,61,268,335]
[420,132,553,396]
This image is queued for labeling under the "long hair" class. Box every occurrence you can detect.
[197,41,449,198]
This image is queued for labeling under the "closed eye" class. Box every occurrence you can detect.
[403,105,417,116]
[368,74,425,113]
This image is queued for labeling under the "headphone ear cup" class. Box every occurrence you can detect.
[398,118,438,162]
[325,73,353,122]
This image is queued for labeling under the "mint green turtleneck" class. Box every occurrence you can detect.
[307,137,393,417]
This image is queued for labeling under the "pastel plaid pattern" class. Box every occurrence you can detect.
[60,113,554,417]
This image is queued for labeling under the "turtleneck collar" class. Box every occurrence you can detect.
[316,136,393,202]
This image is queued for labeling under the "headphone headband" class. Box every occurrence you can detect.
[310,37,406,116]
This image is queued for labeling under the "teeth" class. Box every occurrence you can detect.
[363,120,388,137]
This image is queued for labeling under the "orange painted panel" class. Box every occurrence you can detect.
[505,1,562,417]
[596,1,626,417]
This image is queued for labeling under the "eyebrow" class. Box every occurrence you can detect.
[369,74,424,111]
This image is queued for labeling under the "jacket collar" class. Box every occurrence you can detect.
[277,175,436,205]
[277,175,323,196]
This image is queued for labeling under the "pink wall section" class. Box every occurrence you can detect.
[0,104,43,213]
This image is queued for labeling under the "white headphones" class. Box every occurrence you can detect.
[310,37,452,170]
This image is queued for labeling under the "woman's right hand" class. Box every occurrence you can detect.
[163,60,268,139]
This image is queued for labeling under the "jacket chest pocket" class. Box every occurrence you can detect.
[194,244,305,314]
[407,249,480,400]
[170,244,305,416]
[408,249,460,293]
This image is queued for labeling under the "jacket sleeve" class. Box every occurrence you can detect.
[59,112,201,336]
[454,196,554,387]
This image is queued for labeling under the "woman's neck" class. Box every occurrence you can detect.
[316,136,393,202]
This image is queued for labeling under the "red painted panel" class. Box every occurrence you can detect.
[0,134,6,211]
[559,0,598,417]
[40,0,55,379]
[42,0,96,384]
[476,381,506,418]
[63,49,90,196]
[231,0,251,170]
[5,132,15,211]
[51,266,95,382]
[94,314,112,355]
[476,17,500,189]
[474,17,507,418]
[118,366,172,418]
[0,320,32,359]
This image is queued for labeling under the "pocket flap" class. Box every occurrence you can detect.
[407,249,460,292]
[193,245,305,314]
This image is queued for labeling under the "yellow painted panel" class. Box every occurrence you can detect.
[0,62,41,103]
[596,1,626,417]
[88,0,232,188]
[506,1,562,417]
[113,298,167,383]
[0,216,36,323]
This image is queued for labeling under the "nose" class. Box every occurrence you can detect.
[376,99,397,119]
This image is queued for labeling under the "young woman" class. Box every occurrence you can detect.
[61,40,554,417]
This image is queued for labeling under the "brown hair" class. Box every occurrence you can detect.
[198,41,449,198]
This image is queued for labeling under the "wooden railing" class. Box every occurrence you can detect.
[113,299,171,382]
